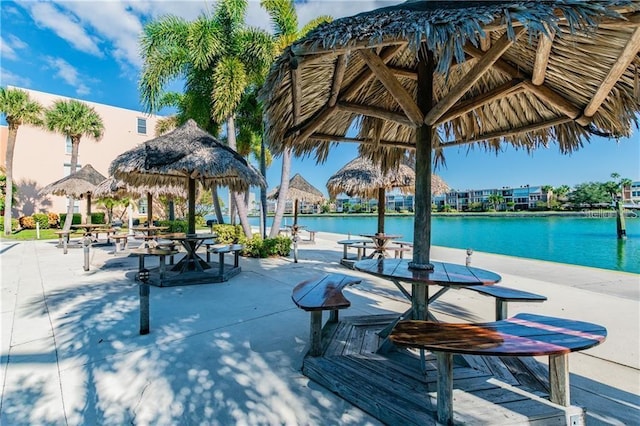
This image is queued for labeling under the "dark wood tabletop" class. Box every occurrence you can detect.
[354,258,501,286]
[390,313,607,356]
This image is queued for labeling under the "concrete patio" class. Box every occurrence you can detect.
[1,232,638,425]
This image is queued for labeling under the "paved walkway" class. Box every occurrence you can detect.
[1,232,638,425]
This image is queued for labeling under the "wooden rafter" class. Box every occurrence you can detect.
[328,54,348,107]
[465,44,584,122]
[388,65,417,80]
[439,117,573,147]
[310,133,414,148]
[286,46,402,142]
[436,80,526,125]
[424,27,525,126]
[532,29,555,86]
[338,101,414,127]
[360,48,424,126]
[583,26,640,118]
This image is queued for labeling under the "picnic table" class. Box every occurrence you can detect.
[161,233,216,273]
[359,233,402,258]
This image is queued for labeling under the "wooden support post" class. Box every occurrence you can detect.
[436,351,454,425]
[82,236,91,271]
[139,269,150,335]
[616,200,627,239]
[329,309,339,323]
[496,300,508,321]
[412,284,428,320]
[309,311,323,356]
[549,353,570,406]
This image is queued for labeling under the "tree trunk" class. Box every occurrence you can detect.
[211,186,224,224]
[226,115,252,238]
[3,126,18,236]
[62,138,81,231]
[269,147,292,238]
[260,137,267,238]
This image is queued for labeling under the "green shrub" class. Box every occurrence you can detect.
[0,218,19,232]
[32,213,50,229]
[212,224,243,244]
[91,212,106,224]
[241,234,291,258]
[156,219,188,233]
[59,213,82,225]
[19,216,36,229]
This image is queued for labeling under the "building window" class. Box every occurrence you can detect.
[137,117,147,134]
[63,163,82,176]
[138,198,147,214]
[65,136,72,154]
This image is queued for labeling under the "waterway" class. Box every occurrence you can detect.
[245,215,639,274]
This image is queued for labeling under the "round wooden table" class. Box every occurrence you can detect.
[354,258,501,321]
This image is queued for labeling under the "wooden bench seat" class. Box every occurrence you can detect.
[111,233,130,253]
[464,285,547,320]
[392,246,411,258]
[348,243,370,260]
[292,274,362,356]
[389,313,607,424]
[337,239,371,260]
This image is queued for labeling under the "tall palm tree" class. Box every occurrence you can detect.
[45,99,104,230]
[261,0,332,237]
[541,185,553,208]
[139,0,273,238]
[0,87,44,235]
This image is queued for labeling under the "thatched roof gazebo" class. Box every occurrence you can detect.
[327,157,448,234]
[261,0,640,270]
[39,164,107,224]
[109,119,266,235]
[268,173,324,225]
[93,177,186,226]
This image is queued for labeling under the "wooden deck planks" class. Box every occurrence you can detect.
[305,314,585,425]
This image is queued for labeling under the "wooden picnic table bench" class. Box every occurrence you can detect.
[390,313,607,425]
[207,244,244,276]
[292,274,362,356]
[111,233,130,253]
[337,239,372,260]
[463,285,547,320]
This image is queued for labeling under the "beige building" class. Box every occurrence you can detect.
[1,86,164,221]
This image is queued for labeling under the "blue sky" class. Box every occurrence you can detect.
[1,0,638,197]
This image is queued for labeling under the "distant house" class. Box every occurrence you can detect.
[0,86,164,220]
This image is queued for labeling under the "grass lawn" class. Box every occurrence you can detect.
[0,229,62,241]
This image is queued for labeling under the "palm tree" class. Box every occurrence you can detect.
[0,87,44,235]
[261,0,332,238]
[487,193,504,211]
[45,99,104,230]
[541,185,553,208]
[139,0,274,238]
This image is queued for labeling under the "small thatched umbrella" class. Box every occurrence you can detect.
[327,157,448,234]
[262,1,640,270]
[40,164,107,224]
[93,177,186,226]
[109,119,266,235]
[268,173,324,226]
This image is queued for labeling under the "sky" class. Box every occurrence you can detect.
[1,0,638,197]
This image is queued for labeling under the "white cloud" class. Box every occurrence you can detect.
[44,57,91,96]
[1,37,18,60]
[0,67,32,87]
[25,2,102,57]
[8,34,28,50]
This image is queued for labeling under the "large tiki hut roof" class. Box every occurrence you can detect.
[268,173,325,203]
[40,164,107,198]
[261,1,640,167]
[93,177,186,200]
[109,119,266,192]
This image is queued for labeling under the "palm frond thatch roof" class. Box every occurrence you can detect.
[39,164,107,198]
[93,177,186,200]
[268,173,325,203]
[261,0,640,167]
[109,119,266,191]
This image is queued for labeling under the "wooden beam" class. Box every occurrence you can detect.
[310,133,415,149]
[290,105,337,144]
[436,80,526,125]
[582,26,640,119]
[464,44,526,79]
[388,65,417,80]
[439,117,573,147]
[480,34,491,52]
[291,39,406,56]
[359,48,424,126]
[291,67,301,126]
[338,101,415,127]
[424,27,525,126]
[340,45,403,101]
[328,54,348,107]
[532,30,555,86]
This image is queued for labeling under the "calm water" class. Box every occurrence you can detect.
[249,215,639,273]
